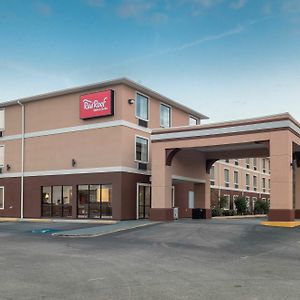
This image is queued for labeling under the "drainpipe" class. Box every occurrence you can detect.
[17,101,24,219]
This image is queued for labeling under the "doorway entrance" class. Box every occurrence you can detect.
[137,183,151,219]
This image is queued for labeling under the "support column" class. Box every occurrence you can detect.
[295,167,300,219]
[268,132,295,221]
[194,176,211,219]
[149,145,173,221]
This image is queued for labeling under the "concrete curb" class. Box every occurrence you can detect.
[0,217,118,225]
[53,221,160,238]
[213,214,267,220]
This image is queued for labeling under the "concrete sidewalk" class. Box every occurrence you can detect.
[52,220,160,237]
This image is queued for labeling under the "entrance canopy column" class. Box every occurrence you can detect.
[149,144,173,221]
[268,131,294,221]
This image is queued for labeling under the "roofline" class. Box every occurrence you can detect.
[0,77,209,120]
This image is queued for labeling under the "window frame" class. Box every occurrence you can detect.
[0,186,4,210]
[234,170,239,189]
[189,115,199,126]
[0,145,4,168]
[159,102,172,128]
[223,194,230,210]
[210,166,215,186]
[246,173,250,190]
[135,135,150,164]
[135,91,150,122]
[224,168,230,188]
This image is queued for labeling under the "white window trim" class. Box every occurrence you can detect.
[0,109,5,131]
[224,168,230,187]
[135,135,150,164]
[0,186,4,210]
[223,194,230,210]
[135,91,150,122]
[189,115,199,126]
[0,145,4,168]
[160,102,172,128]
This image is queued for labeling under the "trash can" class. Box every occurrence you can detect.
[192,208,203,219]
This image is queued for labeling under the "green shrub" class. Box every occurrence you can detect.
[254,199,269,214]
[234,196,248,215]
[222,209,236,216]
[212,207,222,217]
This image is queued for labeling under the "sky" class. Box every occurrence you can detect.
[0,0,300,123]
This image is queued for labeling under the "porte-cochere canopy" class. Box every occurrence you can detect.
[149,113,300,222]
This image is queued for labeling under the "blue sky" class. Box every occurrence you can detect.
[0,0,300,123]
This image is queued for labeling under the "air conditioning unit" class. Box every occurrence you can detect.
[173,207,179,220]
[138,163,147,170]
[138,119,148,128]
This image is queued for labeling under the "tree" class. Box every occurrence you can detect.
[234,196,247,215]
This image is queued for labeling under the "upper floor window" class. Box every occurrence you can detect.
[234,159,239,166]
[0,146,4,169]
[160,103,171,128]
[245,158,250,169]
[234,171,239,189]
[189,116,199,126]
[0,109,4,131]
[253,175,257,191]
[224,169,230,188]
[262,158,266,173]
[262,177,266,193]
[136,93,149,121]
[246,174,250,190]
[135,136,149,163]
[253,158,257,170]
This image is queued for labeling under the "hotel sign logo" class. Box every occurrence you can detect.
[80,89,114,119]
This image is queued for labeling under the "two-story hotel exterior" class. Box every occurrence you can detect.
[0,78,211,220]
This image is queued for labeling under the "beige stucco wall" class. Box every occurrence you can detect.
[0,83,194,174]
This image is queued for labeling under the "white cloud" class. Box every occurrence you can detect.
[117,0,154,18]
[230,0,247,10]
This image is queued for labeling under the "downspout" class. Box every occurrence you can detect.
[17,101,24,219]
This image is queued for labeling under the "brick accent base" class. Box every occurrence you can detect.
[295,209,300,219]
[268,209,295,221]
[202,209,212,219]
[149,208,174,221]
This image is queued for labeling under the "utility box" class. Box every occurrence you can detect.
[192,208,203,219]
[173,207,179,220]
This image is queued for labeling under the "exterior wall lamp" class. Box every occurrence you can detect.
[72,159,76,167]
[128,99,135,105]
[6,164,11,171]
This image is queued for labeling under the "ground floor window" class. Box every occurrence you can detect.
[0,187,4,209]
[77,184,112,219]
[41,186,72,218]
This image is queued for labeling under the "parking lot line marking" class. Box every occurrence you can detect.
[261,221,300,228]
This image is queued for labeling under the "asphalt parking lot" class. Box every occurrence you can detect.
[1,218,300,300]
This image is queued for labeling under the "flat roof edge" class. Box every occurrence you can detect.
[0,77,208,120]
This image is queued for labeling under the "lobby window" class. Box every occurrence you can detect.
[253,158,257,171]
[253,175,257,191]
[224,169,230,188]
[245,158,250,169]
[245,196,250,208]
[77,184,112,219]
[262,159,266,173]
[135,136,149,163]
[41,186,72,218]
[189,116,199,126]
[160,103,171,128]
[234,171,239,189]
[136,93,149,121]
[262,178,266,193]
[246,174,250,190]
[210,166,215,186]
[0,187,4,209]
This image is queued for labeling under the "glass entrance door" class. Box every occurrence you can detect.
[137,184,151,219]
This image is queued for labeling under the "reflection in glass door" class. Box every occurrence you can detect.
[137,184,151,219]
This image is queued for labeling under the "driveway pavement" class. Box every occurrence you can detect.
[0,218,300,300]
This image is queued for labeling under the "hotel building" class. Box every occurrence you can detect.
[0,78,272,220]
